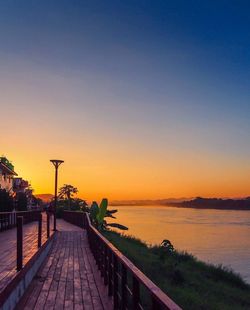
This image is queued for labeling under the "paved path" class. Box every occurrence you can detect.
[0,213,53,295]
[18,220,112,310]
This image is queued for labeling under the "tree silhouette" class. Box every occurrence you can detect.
[58,184,78,208]
[16,192,28,211]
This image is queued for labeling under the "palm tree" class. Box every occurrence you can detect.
[58,184,78,208]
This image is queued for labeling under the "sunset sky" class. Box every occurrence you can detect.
[1,1,250,200]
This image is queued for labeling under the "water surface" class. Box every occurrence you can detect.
[111,205,250,283]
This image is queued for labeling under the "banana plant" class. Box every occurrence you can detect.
[89,198,128,231]
[90,201,99,226]
[96,198,108,225]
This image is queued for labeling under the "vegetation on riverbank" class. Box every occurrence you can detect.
[102,230,250,310]
[171,197,250,210]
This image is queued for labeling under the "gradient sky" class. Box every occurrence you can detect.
[1,1,250,200]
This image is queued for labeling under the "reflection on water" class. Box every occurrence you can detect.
[111,205,250,283]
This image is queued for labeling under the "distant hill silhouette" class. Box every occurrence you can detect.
[110,198,191,206]
[170,197,250,210]
[110,197,250,210]
[35,194,53,202]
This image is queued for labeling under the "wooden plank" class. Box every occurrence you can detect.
[15,221,113,310]
[85,242,113,310]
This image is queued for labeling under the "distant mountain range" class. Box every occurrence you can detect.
[35,194,53,202]
[36,195,250,210]
[110,197,250,210]
[170,197,250,210]
[36,196,190,205]
[109,198,191,206]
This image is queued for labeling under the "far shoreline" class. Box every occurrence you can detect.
[110,197,250,211]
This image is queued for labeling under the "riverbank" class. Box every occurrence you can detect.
[103,230,250,310]
[110,197,250,210]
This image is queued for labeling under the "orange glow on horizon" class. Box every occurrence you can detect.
[3,148,250,202]
[1,65,249,202]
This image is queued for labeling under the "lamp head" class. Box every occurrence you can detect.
[50,159,64,168]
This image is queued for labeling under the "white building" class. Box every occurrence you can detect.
[0,157,18,193]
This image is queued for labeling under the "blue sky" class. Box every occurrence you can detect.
[0,1,250,198]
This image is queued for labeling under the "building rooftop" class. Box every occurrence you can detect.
[0,157,18,176]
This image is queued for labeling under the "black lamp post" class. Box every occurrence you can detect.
[50,159,64,231]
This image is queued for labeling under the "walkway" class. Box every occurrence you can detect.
[17,220,112,309]
[0,213,53,295]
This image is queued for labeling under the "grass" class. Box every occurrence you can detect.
[102,230,250,310]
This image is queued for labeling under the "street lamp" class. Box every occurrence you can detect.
[50,159,64,231]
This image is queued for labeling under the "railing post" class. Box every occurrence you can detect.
[152,296,161,310]
[16,216,23,271]
[92,231,96,260]
[0,213,2,231]
[38,213,42,248]
[113,254,119,309]
[104,246,108,285]
[83,213,86,229]
[7,213,11,228]
[100,243,105,278]
[14,212,17,228]
[10,213,13,228]
[121,264,127,310]
[97,236,101,270]
[82,212,85,228]
[108,249,113,296]
[47,212,50,238]
[132,275,140,310]
[53,211,56,231]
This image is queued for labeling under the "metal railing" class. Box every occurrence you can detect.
[62,210,85,228]
[16,212,52,271]
[63,211,182,310]
[0,210,41,232]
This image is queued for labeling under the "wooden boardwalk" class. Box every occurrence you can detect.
[17,220,113,310]
[0,213,53,295]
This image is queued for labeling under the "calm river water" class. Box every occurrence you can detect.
[111,205,250,284]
